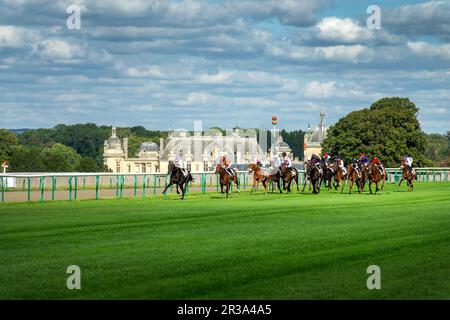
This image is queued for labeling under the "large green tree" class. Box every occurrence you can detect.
[0,129,19,162]
[322,97,432,167]
[40,143,81,172]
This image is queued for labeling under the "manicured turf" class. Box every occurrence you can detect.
[0,182,449,300]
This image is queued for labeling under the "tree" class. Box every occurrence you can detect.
[77,157,100,172]
[0,129,19,162]
[40,143,81,172]
[322,97,431,167]
[9,145,46,172]
[281,129,305,159]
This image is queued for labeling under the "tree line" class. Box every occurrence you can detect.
[322,97,450,167]
[0,97,448,172]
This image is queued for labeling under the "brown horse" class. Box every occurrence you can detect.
[332,160,345,191]
[368,164,385,194]
[215,164,240,198]
[399,159,416,191]
[321,162,333,190]
[342,163,360,194]
[279,163,299,192]
[359,162,369,192]
[248,163,271,194]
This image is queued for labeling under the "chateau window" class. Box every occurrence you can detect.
[128,165,131,173]
[186,162,191,171]
[116,162,121,173]
[142,163,147,173]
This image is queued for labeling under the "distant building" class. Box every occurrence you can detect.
[103,127,160,174]
[303,111,328,161]
[158,128,269,173]
[104,127,294,173]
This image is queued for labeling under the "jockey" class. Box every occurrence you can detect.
[221,155,234,177]
[174,152,188,177]
[282,152,292,168]
[372,156,385,174]
[336,156,347,175]
[401,155,414,174]
[256,157,264,168]
[359,154,370,168]
[273,154,282,174]
[351,157,361,178]
[322,152,331,164]
[310,154,320,166]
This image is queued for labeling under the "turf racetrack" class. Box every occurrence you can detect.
[1,182,449,300]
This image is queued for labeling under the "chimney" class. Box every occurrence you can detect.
[123,138,128,159]
[160,137,164,151]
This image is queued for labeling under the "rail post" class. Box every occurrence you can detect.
[27,177,31,202]
[74,176,78,200]
[115,175,119,198]
[1,176,4,204]
[153,175,157,195]
[134,175,137,198]
[52,176,56,201]
[40,176,45,202]
[143,175,147,198]
[69,176,73,201]
[95,175,99,200]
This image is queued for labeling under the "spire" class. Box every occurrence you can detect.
[112,126,117,137]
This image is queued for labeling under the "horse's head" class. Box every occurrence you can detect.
[247,163,256,173]
[214,164,222,174]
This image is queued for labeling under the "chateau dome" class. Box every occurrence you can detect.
[138,142,159,153]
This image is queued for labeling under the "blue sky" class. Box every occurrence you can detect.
[0,0,449,133]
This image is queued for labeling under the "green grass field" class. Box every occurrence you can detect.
[1,182,449,300]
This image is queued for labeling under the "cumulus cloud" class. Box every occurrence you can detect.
[383,0,450,40]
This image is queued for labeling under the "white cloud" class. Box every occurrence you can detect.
[32,38,84,60]
[407,41,450,61]
[0,25,39,49]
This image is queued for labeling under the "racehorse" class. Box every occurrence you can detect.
[215,164,240,198]
[368,163,385,194]
[248,163,271,194]
[398,159,416,191]
[279,163,299,192]
[162,160,194,200]
[270,169,283,194]
[332,160,345,191]
[321,162,333,190]
[342,163,360,194]
[302,160,312,192]
[359,162,369,192]
[303,162,322,194]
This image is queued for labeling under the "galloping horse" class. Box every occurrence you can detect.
[358,162,369,192]
[399,159,416,191]
[303,163,322,194]
[248,163,271,194]
[368,164,385,194]
[215,164,240,198]
[162,161,194,200]
[332,160,345,191]
[279,163,299,192]
[342,163,360,194]
[321,162,333,190]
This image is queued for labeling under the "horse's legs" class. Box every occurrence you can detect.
[369,181,373,194]
[162,181,173,195]
[398,178,404,186]
[340,177,346,194]
[179,183,185,200]
[250,179,256,193]
[226,182,229,198]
